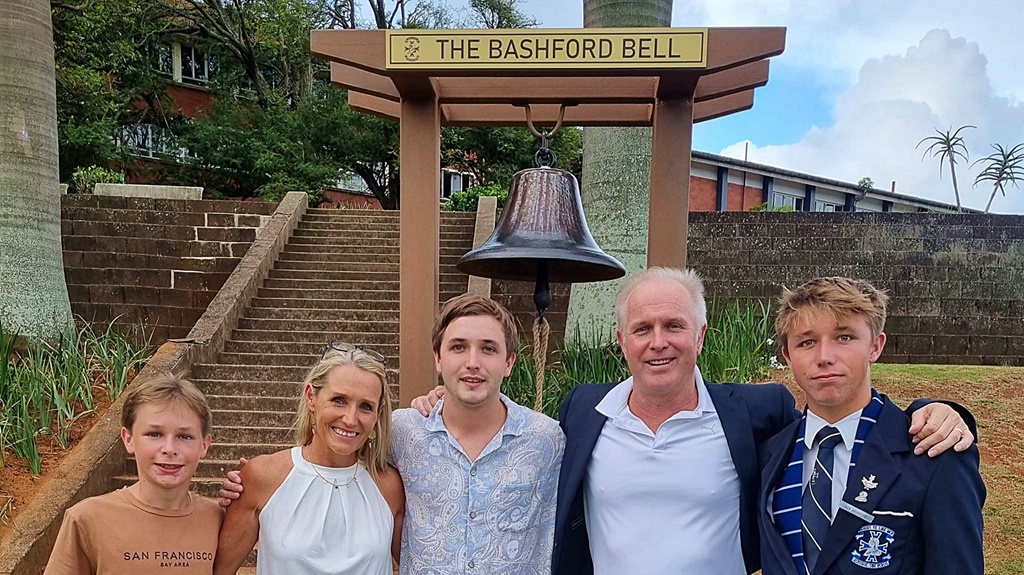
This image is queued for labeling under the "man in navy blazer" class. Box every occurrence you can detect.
[553,269,976,575]
[758,277,984,575]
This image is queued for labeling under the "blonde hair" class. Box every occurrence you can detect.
[293,348,394,485]
[615,267,707,330]
[121,374,212,436]
[775,276,889,349]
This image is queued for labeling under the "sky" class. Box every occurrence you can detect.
[442,0,1024,213]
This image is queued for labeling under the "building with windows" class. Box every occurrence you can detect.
[689,150,970,213]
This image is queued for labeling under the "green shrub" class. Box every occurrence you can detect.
[69,165,125,194]
[0,319,153,475]
[442,183,507,212]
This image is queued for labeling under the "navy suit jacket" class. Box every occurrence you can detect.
[758,395,985,575]
[552,380,800,575]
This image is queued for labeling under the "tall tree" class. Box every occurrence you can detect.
[567,0,673,336]
[0,0,73,340]
[917,125,974,213]
[973,143,1024,213]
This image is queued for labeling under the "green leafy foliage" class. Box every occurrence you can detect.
[442,183,508,212]
[0,319,152,475]
[70,165,125,194]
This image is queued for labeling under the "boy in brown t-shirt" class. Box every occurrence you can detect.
[44,375,223,575]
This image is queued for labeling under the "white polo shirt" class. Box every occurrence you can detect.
[584,368,745,575]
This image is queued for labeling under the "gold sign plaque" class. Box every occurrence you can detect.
[386,28,707,70]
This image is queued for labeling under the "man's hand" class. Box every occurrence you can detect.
[217,458,247,508]
[909,404,974,456]
[410,385,446,416]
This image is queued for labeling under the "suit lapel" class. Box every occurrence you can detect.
[814,400,908,574]
[561,391,610,510]
[761,421,803,575]
[707,384,758,493]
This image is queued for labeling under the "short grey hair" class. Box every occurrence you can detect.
[615,267,708,330]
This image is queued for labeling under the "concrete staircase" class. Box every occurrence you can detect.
[113,208,476,569]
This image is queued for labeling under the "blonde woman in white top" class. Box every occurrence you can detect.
[214,344,404,575]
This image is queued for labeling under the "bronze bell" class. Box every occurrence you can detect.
[457,167,625,285]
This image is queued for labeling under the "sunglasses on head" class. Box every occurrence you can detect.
[323,341,386,365]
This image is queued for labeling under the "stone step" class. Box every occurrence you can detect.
[267,269,399,282]
[216,352,322,367]
[282,243,470,257]
[235,317,399,333]
[278,251,400,264]
[294,226,474,240]
[300,220,473,232]
[63,251,240,274]
[204,443,287,461]
[262,277,464,293]
[272,259,398,272]
[193,364,311,382]
[284,236,472,248]
[229,329,398,344]
[62,194,277,214]
[196,379,304,397]
[249,296,399,310]
[244,307,400,322]
[193,364,401,383]
[63,235,252,258]
[62,220,257,243]
[62,207,208,226]
[255,288,399,302]
[222,340,400,357]
[212,426,294,444]
[205,394,298,412]
[212,409,296,427]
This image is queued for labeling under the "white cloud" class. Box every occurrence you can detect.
[721,29,1024,213]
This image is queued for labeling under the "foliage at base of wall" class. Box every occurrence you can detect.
[0,319,153,476]
[442,184,509,212]
[504,299,777,417]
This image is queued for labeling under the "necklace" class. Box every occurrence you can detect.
[308,458,359,489]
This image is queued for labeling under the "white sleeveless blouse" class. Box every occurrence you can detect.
[256,447,393,575]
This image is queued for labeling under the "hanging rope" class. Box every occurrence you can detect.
[532,315,550,412]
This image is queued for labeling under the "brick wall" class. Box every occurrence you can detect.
[62,195,277,344]
[688,211,1024,365]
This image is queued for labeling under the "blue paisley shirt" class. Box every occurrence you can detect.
[392,394,565,575]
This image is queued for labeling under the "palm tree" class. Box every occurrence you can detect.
[916,125,974,212]
[567,0,673,334]
[0,0,73,340]
[973,143,1024,213]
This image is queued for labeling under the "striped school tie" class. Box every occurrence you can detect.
[802,425,842,572]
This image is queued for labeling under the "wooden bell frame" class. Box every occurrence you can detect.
[309,27,786,403]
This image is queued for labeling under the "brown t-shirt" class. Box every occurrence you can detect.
[43,488,223,575]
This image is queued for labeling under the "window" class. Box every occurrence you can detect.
[814,200,844,212]
[156,42,214,85]
[121,124,191,160]
[771,193,803,211]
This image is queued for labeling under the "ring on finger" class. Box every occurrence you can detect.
[953,427,966,439]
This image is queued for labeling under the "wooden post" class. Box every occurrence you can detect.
[399,97,441,406]
[648,96,694,268]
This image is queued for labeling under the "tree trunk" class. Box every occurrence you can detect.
[984,184,1000,213]
[566,0,673,338]
[0,0,73,340]
[947,156,962,212]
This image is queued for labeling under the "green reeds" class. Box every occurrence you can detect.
[699,298,777,384]
[504,299,779,418]
[0,318,153,475]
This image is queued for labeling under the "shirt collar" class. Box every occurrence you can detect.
[595,366,716,419]
[804,407,861,451]
[426,393,528,437]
